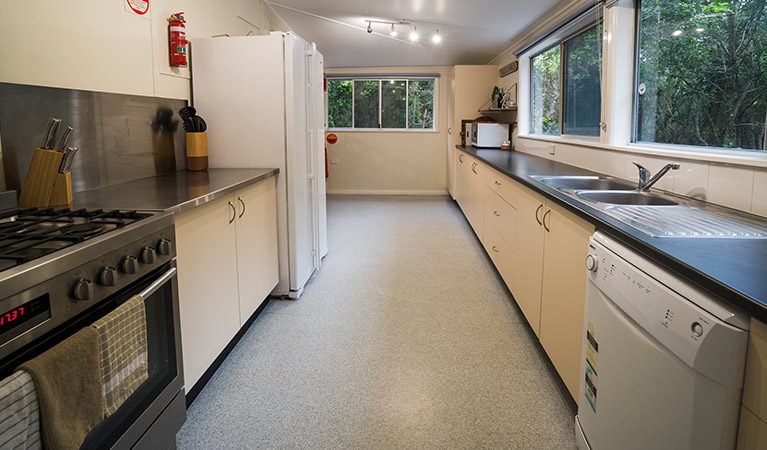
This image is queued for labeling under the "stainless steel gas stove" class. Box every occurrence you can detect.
[0,207,185,450]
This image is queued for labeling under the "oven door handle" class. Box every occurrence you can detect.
[139,267,177,299]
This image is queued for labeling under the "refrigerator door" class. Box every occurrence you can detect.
[311,44,328,261]
[284,33,317,297]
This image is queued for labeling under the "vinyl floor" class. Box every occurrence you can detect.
[176,195,577,449]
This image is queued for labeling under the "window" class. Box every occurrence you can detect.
[636,0,767,151]
[327,78,435,130]
[530,24,602,137]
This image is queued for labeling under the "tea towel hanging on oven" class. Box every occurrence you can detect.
[91,295,149,417]
[0,370,41,450]
[18,327,103,450]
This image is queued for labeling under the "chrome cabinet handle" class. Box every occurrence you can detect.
[492,246,499,253]
[238,196,246,218]
[493,210,500,217]
[471,162,477,174]
[535,204,543,225]
[459,154,464,163]
[494,180,501,186]
[543,209,551,232]
[228,201,236,224]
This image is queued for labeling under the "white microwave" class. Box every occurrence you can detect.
[471,123,509,148]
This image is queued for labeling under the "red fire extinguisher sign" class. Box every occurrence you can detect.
[168,12,188,68]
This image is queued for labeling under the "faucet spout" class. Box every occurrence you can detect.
[637,162,680,191]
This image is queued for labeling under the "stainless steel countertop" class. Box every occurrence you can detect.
[74,168,279,214]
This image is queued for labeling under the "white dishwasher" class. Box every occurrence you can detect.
[575,232,750,450]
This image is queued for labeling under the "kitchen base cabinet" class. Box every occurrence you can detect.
[175,195,241,389]
[539,201,594,400]
[738,318,767,449]
[176,177,279,389]
[456,150,486,240]
[234,178,279,326]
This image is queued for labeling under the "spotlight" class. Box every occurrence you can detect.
[672,30,682,36]
[410,26,418,41]
[432,29,441,43]
[390,24,397,37]
[367,22,372,33]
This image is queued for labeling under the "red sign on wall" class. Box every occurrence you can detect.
[326,134,338,145]
[127,0,150,16]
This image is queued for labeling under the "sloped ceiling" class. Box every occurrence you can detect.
[266,0,567,68]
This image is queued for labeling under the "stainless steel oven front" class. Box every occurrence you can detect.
[0,214,185,450]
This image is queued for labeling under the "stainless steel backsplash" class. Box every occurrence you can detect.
[0,82,187,196]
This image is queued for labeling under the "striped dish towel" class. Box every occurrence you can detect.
[91,295,149,417]
[0,371,41,450]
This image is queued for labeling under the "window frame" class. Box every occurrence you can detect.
[528,21,603,139]
[326,77,438,132]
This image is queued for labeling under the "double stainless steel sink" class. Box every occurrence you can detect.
[530,175,767,238]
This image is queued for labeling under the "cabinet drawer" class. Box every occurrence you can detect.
[482,220,515,291]
[484,186,516,249]
[486,167,518,206]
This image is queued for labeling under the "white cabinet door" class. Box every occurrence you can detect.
[234,178,279,325]
[175,194,241,388]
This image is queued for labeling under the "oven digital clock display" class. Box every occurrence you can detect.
[0,295,51,346]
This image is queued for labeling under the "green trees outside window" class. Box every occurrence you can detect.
[327,78,435,130]
[637,0,767,150]
[531,23,602,136]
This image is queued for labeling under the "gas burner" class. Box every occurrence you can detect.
[0,207,153,272]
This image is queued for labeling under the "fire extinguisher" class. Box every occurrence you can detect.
[168,12,187,67]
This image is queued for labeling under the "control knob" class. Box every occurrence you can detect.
[157,238,173,256]
[99,266,117,286]
[121,256,139,274]
[140,247,156,264]
[586,254,599,272]
[71,279,93,301]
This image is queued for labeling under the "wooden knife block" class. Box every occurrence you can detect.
[19,148,72,208]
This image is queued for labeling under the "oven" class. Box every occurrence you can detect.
[0,209,185,450]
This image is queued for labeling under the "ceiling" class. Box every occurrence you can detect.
[266,0,568,68]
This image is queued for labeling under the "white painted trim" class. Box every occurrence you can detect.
[518,135,767,169]
[327,189,448,196]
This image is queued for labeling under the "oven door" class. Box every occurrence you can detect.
[0,261,185,450]
[84,261,185,450]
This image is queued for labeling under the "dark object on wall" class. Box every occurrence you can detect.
[0,82,187,196]
[500,61,519,78]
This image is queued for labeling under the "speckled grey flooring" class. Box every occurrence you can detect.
[177,195,576,449]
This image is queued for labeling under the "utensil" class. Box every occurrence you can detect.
[57,126,73,152]
[193,116,207,132]
[59,146,78,173]
[40,118,57,148]
[45,119,62,149]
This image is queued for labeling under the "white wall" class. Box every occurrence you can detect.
[0,0,288,100]
[324,67,450,195]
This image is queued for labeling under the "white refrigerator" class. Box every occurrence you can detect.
[191,32,327,299]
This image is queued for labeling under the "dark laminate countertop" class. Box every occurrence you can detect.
[74,168,279,215]
[458,145,767,322]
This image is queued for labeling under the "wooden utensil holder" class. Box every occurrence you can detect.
[19,148,71,208]
[186,132,208,171]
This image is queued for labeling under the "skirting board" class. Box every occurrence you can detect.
[327,189,448,196]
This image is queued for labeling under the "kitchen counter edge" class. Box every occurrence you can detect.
[74,168,279,215]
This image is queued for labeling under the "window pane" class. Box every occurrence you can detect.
[408,80,435,129]
[381,80,407,128]
[354,80,379,128]
[564,25,602,136]
[327,80,352,128]
[531,46,561,135]
[637,0,767,150]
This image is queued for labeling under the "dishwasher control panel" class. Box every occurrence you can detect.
[586,233,749,388]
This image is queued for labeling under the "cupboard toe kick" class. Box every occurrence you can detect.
[455,150,594,402]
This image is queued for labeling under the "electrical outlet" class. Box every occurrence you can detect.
[330,158,339,164]
[548,144,556,155]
